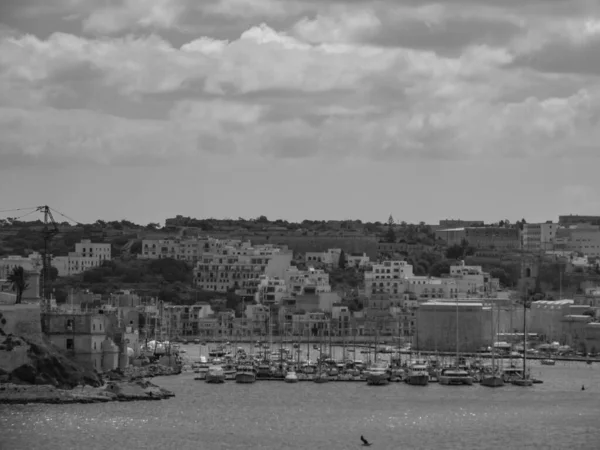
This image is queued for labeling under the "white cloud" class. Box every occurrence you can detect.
[0,1,600,167]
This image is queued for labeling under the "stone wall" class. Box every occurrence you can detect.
[0,292,17,305]
[0,304,43,341]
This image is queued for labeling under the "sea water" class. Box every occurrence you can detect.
[1,357,599,450]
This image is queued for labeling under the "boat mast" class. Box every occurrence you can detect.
[491,302,495,371]
[523,297,527,378]
[455,297,459,367]
[307,318,311,362]
[329,316,333,360]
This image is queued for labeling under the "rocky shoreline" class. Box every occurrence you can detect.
[0,379,175,405]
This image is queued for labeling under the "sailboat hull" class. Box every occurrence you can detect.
[406,375,429,386]
[512,379,533,387]
[235,373,256,384]
[481,375,504,387]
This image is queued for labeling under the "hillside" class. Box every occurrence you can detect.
[48,258,195,303]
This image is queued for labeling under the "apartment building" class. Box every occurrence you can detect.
[555,224,600,257]
[449,261,496,295]
[53,239,112,277]
[193,245,293,293]
[364,260,414,297]
[346,253,370,268]
[141,237,208,261]
[254,276,287,305]
[162,303,214,337]
[284,266,332,296]
[305,248,342,268]
[521,222,557,251]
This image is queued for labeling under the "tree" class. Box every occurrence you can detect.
[338,250,347,269]
[7,266,29,304]
[429,261,451,277]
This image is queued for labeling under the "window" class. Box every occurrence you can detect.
[66,339,74,350]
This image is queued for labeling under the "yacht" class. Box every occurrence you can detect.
[205,366,226,384]
[193,357,211,380]
[540,359,556,366]
[284,371,299,383]
[438,368,473,386]
[366,361,390,386]
[256,363,272,379]
[235,364,257,384]
[406,363,429,386]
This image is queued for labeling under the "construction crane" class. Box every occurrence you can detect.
[36,205,59,309]
[0,204,93,309]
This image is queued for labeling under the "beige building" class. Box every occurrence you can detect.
[53,239,112,277]
[42,312,120,372]
[141,237,208,261]
[194,245,293,293]
[416,301,487,352]
[521,222,557,251]
[554,225,600,257]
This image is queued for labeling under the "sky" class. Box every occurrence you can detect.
[0,0,599,226]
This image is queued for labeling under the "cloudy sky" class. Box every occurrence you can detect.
[0,0,599,226]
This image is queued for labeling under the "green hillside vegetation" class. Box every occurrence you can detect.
[46,258,245,313]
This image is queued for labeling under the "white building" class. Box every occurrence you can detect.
[345,252,370,268]
[305,249,342,268]
[254,276,288,305]
[141,237,208,261]
[194,244,293,293]
[522,222,557,251]
[284,266,332,296]
[52,239,112,277]
[555,225,600,257]
[449,260,497,296]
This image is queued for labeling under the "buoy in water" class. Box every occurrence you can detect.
[581,385,585,391]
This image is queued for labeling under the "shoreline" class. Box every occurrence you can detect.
[0,378,176,405]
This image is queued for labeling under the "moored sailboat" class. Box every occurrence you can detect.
[482,302,504,388]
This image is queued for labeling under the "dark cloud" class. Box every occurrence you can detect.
[369,16,522,55]
[510,39,600,76]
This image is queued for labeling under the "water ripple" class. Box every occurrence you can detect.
[1,363,599,450]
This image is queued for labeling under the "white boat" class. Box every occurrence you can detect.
[205,366,226,384]
[406,363,429,386]
[438,368,473,386]
[366,362,390,386]
[284,371,299,383]
[235,364,256,384]
[313,371,329,383]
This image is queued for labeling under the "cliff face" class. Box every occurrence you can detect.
[0,334,102,389]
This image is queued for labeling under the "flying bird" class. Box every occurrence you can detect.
[360,435,372,446]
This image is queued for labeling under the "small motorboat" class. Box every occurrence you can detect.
[284,371,299,383]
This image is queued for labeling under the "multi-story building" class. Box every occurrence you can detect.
[162,303,214,337]
[305,249,342,268]
[559,215,600,226]
[193,245,293,293]
[53,239,112,277]
[284,266,332,296]
[245,304,271,335]
[449,261,497,296]
[41,311,120,372]
[416,301,487,352]
[521,222,557,251]
[364,260,414,297]
[435,227,520,250]
[141,237,208,261]
[254,276,288,305]
[554,224,600,257]
[345,252,371,268]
